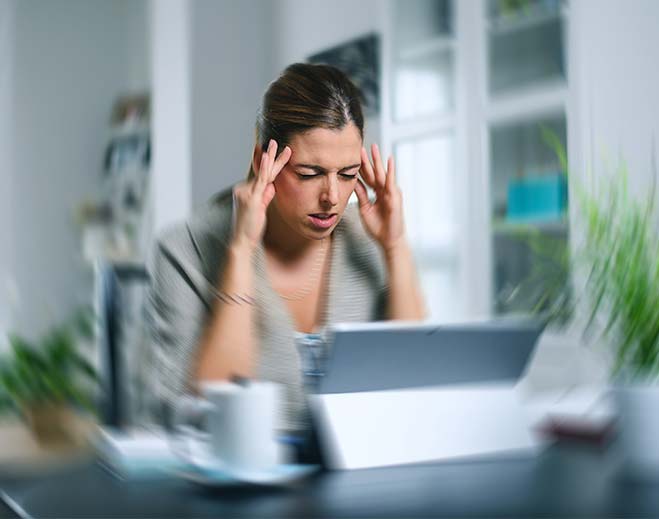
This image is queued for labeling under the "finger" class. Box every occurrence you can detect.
[263,139,277,177]
[385,155,396,191]
[252,148,269,193]
[360,146,376,187]
[271,145,292,181]
[371,143,386,189]
[252,151,268,193]
[354,179,372,210]
[263,183,276,207]
[254,139,276,193]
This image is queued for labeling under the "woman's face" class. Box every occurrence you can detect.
[270,123,362,240]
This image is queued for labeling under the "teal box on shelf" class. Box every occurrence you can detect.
[507,173,567,222]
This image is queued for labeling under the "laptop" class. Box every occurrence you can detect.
[308,318,546,470]
[317,317,545,394]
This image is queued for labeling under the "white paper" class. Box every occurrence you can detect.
[310,384,545,470]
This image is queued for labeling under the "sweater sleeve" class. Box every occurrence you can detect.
[369,239,389,321]
[143,222,214,413]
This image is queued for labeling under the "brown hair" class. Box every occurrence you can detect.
[247,63,365,180]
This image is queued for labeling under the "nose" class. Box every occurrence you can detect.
[320,175,339,208]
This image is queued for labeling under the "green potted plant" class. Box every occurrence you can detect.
[577,167,659,476]
[0,307,99,446]
[512,132,659,475]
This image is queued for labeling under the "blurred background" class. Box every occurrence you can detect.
[1,0,658,426]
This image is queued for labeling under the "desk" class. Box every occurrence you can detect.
[0,442,658,518]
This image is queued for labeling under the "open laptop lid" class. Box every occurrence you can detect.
[316,318,545,395]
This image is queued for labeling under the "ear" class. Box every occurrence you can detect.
[251,143,263,177]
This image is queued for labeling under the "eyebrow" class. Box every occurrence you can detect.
[293,163,361,174]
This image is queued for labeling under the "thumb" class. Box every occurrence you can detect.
[354,179,371,212]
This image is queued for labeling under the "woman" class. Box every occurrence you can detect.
[146,63,426,437]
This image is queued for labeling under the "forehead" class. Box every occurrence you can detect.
[288,124,362,166]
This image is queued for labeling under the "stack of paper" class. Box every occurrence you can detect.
[94,428,184,479]
[524,385,616,443]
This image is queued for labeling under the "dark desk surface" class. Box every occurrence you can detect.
[0,442,657,518]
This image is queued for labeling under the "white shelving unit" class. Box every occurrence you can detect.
[382,0,570,320]
[484,0,570,316]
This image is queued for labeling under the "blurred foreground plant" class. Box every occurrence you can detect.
[577,166,659,379]
[0,306,99,422]
[510,129,659,381]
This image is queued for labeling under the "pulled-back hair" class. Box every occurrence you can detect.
[247,63,365,179]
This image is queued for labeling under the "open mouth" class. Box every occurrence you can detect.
[308,213,338,229]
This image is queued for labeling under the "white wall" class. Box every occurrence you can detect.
[150,0,192,234]
[190,0,274,206]
[569,0,659,197]
[0,0,15,346]
[273,0,382,72]
[9,0,147,338]
[125,0,150,93]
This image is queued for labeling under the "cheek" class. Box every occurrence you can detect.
[341,181,357,202]
[274,175,309,209]
[273,174,295,197]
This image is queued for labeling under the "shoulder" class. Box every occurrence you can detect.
[187,187,235,247]
[150,187,235,277]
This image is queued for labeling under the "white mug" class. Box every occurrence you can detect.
[173,380,285,473]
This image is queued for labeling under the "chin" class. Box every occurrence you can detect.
[303,227,333,239]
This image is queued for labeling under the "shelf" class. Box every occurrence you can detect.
[487,3,566,97]
[486,81,567,124]
[488,4,568,36]
[492,217,568,234]
[397,36,454,61]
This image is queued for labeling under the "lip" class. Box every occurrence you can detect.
[308,213,338,229]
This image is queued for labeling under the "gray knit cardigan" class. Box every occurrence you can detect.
[145,188,388,431]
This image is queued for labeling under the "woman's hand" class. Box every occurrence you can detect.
[231,139,291,252]
[354,143,407,254]
[355,144,427,320]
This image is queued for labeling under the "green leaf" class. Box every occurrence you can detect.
[507,131,659,379]
[0,305,101,411]
[540,126,568,175]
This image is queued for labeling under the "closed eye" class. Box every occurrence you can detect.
[296,172,358,180]
[294,162,360,179]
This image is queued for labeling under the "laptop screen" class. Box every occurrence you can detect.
[316,319,545,394]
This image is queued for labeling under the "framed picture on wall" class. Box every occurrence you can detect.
[308,33,380,117]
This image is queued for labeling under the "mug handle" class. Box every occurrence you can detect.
[170,395,219,471]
